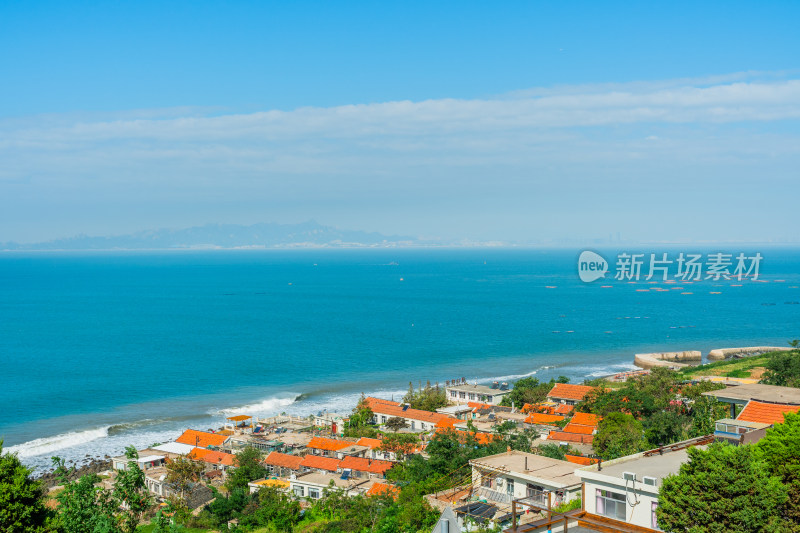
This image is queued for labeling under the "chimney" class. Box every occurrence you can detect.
[598,458,602,471]
[525,456,528,471]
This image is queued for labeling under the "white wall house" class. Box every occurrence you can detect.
[445,382,510,406]
[469,450,582,508]
[575,440,708,532]
[288,472,374,501]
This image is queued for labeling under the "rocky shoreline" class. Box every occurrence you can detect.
[35,455,112,489]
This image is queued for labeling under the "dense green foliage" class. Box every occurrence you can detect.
[756,411,800,524]
[343,395,378,438]
[658,443,789,532]
[500,376,569,408]
[593,413,647,460]
[225,447,267,492]
[0,440,48,532]
[762,349,800,388]
[402,382,448,412]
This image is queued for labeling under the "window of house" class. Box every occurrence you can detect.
[459,392,466,399]
[651,502,659,530]
[506,478,515,497]
[381,416,387,423]
[526,483,545,504]
[410,421,415,430]
[469,393,476,400]
[596,489,626,522]
[309,489,320,499]
[487,395,493,402]
[482,475,492,488]
[294,486,304,497]
[451,391,457,397]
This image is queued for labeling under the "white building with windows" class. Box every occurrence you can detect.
[576,439,709,531]
[445,382,510,406]
[468,450,581,508]
[287,472,375,501]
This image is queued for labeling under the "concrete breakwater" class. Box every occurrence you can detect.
[634,351,702,369]
[634,346,794,369]
[706,346,792,360]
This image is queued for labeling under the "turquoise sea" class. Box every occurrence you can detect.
[1,247,799,471]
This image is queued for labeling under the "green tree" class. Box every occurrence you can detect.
[500,377,556,408]
[113,449,151,533]
[0,440,49,533]
[52,464,119,533]
[379,433,419,459]
[225,446,266,492]
[756,411,800,523]
[403,382,448,412]
[165,455,205,504]
[593,412,647,459]
[644,410,688,447]
[761,350,800,388]
[384,416,408,433]
[238,486,301,531]
[537,443,566,461]
[658,443,788,533]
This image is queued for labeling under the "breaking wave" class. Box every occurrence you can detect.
[6,426,111,460]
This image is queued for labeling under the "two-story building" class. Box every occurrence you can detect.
[469,450,582,508]
[445,382,511,406]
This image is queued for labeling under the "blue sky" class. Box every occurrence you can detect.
[1,1,799,243]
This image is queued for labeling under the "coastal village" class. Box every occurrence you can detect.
[36,344,800,532]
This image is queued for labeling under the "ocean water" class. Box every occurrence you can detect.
[1,247,799,471]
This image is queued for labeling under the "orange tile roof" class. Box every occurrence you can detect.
[364,397,453,425]
[467,402,493,410]
[547,383,595,402]
[555,404,575,415]
[561,423,595,435]
[737,401,800,425]
[436,417,458,429]
[307,437,353,452]
[189,447,235,466]
[339,455,395,475]
[570,412,602,426]
[367,482,400,498]
[547,431,594,444]
[565,455,598,466]
[176,429,228,449]
[263,451,303,471]
[300,454,341,472]
[524,413,565,425]
[356,437,383,449]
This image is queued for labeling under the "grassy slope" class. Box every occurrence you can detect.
[678,353,777,380]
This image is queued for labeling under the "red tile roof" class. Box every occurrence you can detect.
[300,455,341,472]
[307,437,353,452]
[524,413,565,425]
[561,423,595,435]
[339,455,395,475]
[547,383,595,402]
[356,437,383,449]
[263,451,303,471]
[189,447,235,466]
[435,417,458,429]
[364,397,454,425]
[367,482,400,498]
[467,402,493,410]
[570,412,602,426]
[565,455,598,466]
[555,404,575,415]
[176,429,228,449]
[547,431,594,444]
[737,401,800,425]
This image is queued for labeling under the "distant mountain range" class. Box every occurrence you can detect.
[0,221,424,250]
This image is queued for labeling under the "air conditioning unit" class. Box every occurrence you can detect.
[643,476,658,486]
[622,471,636,482]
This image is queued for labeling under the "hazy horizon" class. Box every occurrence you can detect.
[2,2,799,244]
